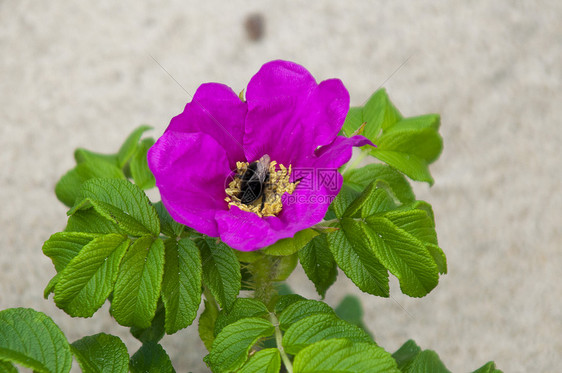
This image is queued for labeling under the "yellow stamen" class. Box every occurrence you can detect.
[224,158,299,217]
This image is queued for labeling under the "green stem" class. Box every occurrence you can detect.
[250,256,278,309]
[270,313,293,373]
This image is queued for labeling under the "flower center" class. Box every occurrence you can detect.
[224,154,299,217]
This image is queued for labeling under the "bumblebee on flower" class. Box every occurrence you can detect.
[148,60,372,251]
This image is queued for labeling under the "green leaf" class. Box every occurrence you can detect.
[199,298,220,351]
[371,150,435,184]
[262,229,319,256]
[0,308,72,373]
[0,361,17,373]
[293,338,399,373]
[370,115,443,185]
[54,234,130,317]
[343,180,397,218]
[274,294,305,314]
[71,333,129,373]
[70,178,160,237]
[65,208,122,234]
[236,250,264,264]
[239,348,281,373]
[282,313,372,355]
[272,253,299,281]
[472,361,503,373]
[112,237,165,328]
[331,184,359,219]
[362,216,439,297]
[279,300,334,331]
[327,226,389,297]
[342,88,402,139]
[334,295,363,326]
[74,148,119,166]
[199,239,241,311]
[42,232,97,272]
[298,234,338,297]
[392,339,422,371]
[386,209,447,274]
[162,238,202,334]
[117,125,152,168]
[43,272,61,299]
[130,137,156,189]
[55,160,126,207]
[214,298,268,337]
[344,164,415,204]
[343,88,442,185]
[154,201,184,238]
[130,342,175,373]
[204,317,275,373]
[404,350,451,373]
[130,302,165,344]
[334,295,371,338]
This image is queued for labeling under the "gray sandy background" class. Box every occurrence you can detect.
[1,1,561,372]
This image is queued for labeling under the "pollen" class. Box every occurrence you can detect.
[224,159,299,217]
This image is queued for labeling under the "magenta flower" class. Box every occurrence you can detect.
[148,60,371,251]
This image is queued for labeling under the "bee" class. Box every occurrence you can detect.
[239,154,270,205]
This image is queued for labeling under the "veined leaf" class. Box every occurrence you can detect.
[154,201,184,238]
[130,137,156,190]
[70,178,160,237]
[54,234,130,317]
[331,184,359,219]
[64,208,122,234]
[43,272,61,299]
[392,339,422,371]
[0,308,72,373]
[204,317,275,373]
[55,160,126,207]
[282,313,372,355]
[293,338,399,373]
[262,229,318,256]
[370,115,443,185]
[298,234,338,298]
[214,298,268,337]
[327,227,389,297]
[342,88,442,185]
[238,348,281,373]
[199,239,241,311]
[130,303,165,344]
[42,232,98,272]
[274,294,306,314]
[343,180,397,218]
[386,208,447,274]
[112,237,165,328]
[279,300,334,331]
[404,350,451,373]
[117,125,152,168]
[342,88,402,139]
[162,238,202,334]
[130,342,175,373]
[344,164,415,204]
[199,298,220,351]
[371,150,434,184]
[71,333,129,373]
[356,217,439,297]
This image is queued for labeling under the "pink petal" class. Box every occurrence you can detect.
[167,83,247,169]
[148,131,231,236]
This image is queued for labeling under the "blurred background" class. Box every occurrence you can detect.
[1,1,561,371]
